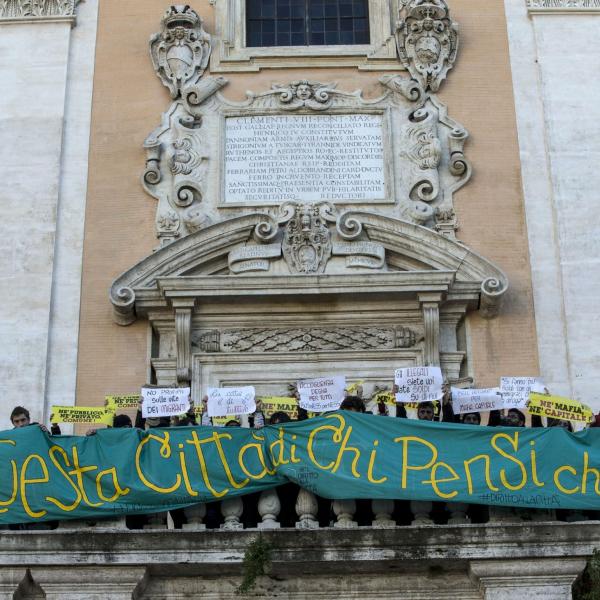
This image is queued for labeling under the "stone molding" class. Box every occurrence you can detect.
[0,0,79,22]
[192,325,420,353]
[210,0,401,72]
[109,211,508,325]
[527,0,600,12]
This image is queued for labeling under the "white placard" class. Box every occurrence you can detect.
[224,114,385,203]
[207,387,256,417]
[451,387,504,415]
[297,376,346,413]
[500,377,545,409]
[394,367,444,403]
[141,387,190,418]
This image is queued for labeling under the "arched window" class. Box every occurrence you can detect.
[247,0,370,47]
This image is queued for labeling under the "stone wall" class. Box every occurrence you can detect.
[0,523,594,599]
[0,2,98,426]
[504,0,600,411]
[75,0,539,407]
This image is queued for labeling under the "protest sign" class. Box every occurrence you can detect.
[104,394,140,410]
[500,377,544,409]
[297,376,346,412]
[372,391,396,406]
[451,387,503,415]
[346,380,364,395]
[528,393,594,424]
[259,397,299,421]
[207,387,256,417]
[141,387,190,418]
[50,405,114,426]
[394,367,443,403]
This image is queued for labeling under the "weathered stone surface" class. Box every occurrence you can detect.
[504,0,600,411]
[0,523,595,598]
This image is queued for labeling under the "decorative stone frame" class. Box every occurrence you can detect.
[210,0,401,72]
[216,106,396,208]
[526,0,600,13]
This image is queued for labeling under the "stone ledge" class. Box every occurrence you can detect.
[0,522,597,570]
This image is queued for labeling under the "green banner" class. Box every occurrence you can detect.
[1,412,599,525]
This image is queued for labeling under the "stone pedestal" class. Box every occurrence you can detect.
[0,568,26,600]
[29,567,146,600]
[469,559,586,600]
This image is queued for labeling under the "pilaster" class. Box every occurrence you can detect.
[30,566,147,600]
[174,300,195,385]
[469,558,586,599]
[419,293,443,366]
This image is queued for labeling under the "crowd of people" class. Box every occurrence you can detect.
[8,383,600,435]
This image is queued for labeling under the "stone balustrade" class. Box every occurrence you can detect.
[3,486,594,533]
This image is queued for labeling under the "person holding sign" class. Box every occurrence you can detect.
[9,406,60,435]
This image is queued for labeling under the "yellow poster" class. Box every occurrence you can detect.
[104,394,140,410]
[371,391,440,415]
[528,393,594,424]
[259,396,298,420]
[50,406,115,426]
[372,391,396,405]
[346,380,365,395]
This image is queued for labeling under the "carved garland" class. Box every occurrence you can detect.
[0,0,78,17]
[192,326,420,353]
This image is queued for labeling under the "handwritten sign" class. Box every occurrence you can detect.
[528,393,594,424]
[141,387,190,418]
[500,377,544,409]
[104,394,140,410]
[50,406,114,425]
[395,367,443,403]
[259,397,299,421]
[451,387,503,415]
[207,387,256,417]
[297,376,346,412]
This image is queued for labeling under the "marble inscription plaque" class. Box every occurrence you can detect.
[224,114,385,203]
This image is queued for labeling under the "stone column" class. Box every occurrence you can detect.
[419,293,443,366]
[30,567,147,600]
[469,558,586,599]
[0,568,26,600]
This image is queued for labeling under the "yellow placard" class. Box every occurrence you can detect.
[259,396,298,420]
[371,392,441,415]
[50,405,115,426]
[528,393,594,424]
[346,380,365,395]
[212,416,240,427]
[372,391,396,406]
[104,394,140,410]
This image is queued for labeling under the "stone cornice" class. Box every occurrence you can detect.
[0,0,79,23]
[527,0,600,13]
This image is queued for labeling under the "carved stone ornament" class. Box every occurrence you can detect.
[0,0,78,17]
[282,204,332,274]
[192,326,419,353]
[396,0,459,92]
[227,202,388,275]
[150,5,212,99]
